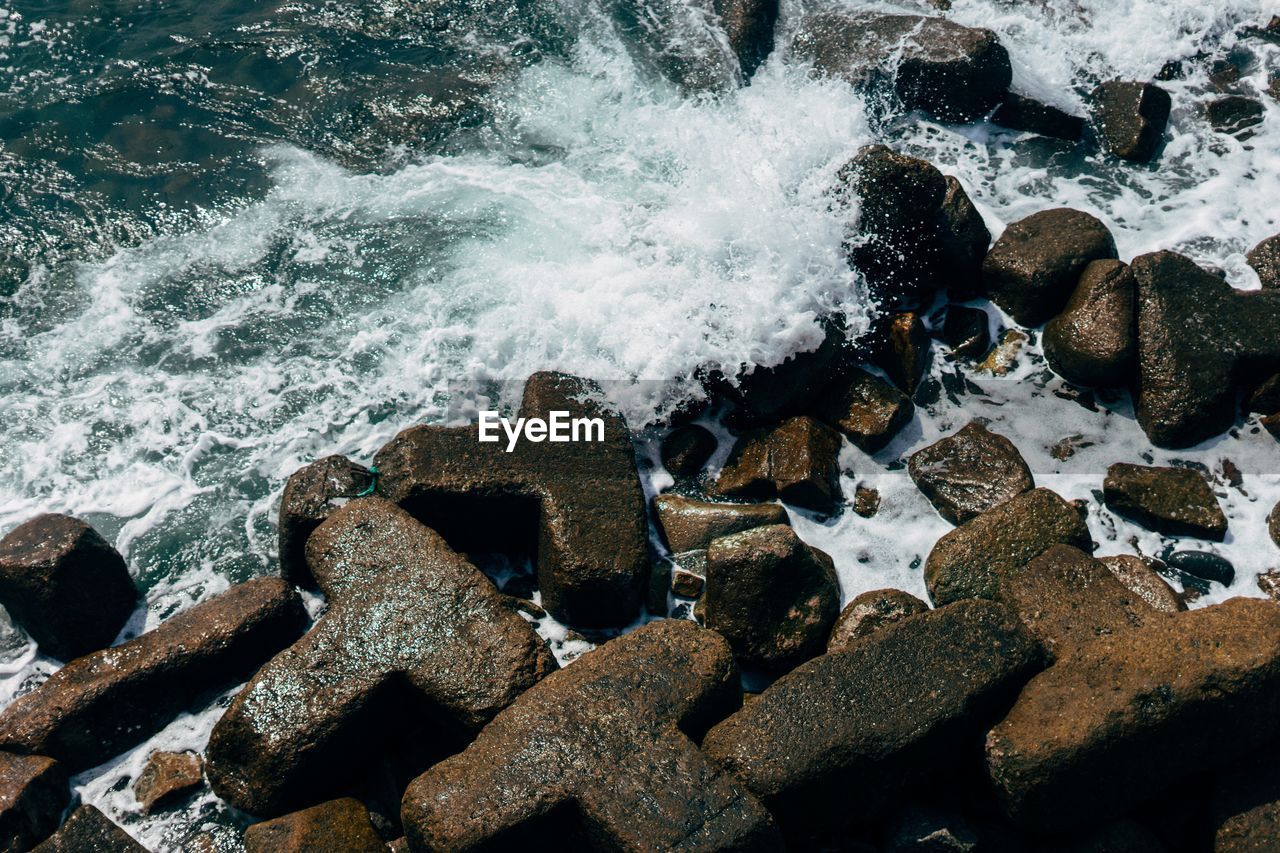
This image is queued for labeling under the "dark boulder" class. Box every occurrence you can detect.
[244,798,385,853]
[702,600,1042,831]
[0,514,136,661]
[704,524,839,670]
[0,752,69,851]
[1091,80,1172,163]
[1103,463,1227,540]
[660,424,717,477]
[936,178,991,300]
[205,498,556,817]
[723,320,853,424]
[1162,550,1234,587]
[992,92,1086,141]
[653,494,787,554]
[402,620,781,851]
[31,805,146,852]
[277,455,372,588]
[712,416,843,514]
[714,0,779,79]
[1043,259,1136,387]
[908,421,1034,525]
[867,311,932,394]
[941,305,991,359]
[826,588,928,652]
[1098,555,1185,613]
[134,751,203,815]
[1246,232,1280,289]
[810,366,914,452]
[982,208,1118,327]
[924,488,1093,606]
[1206,95,1264,137]
[0,577,306,772]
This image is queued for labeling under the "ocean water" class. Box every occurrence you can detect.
[0,0,1278,848]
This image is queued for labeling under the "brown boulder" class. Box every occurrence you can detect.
[31,805,146,852]
[982,208,1118,327]
[712,416,843,514]
[908,421,1034,525]
[401,620,781,851]
[1098,555,1185,613]
[704,524,839,670]
[0,577,306,772]
[134,751,203,815]
[1091,80,1172,163]
[713,0,778,79]
[1043,259,1136,387]
[1247,232,1280,289]
[986,598,1280,833]
[0,514,136,661]
[244,798,385,853]
[277,455,372,587]
[991,92,1086,141]
[205,498,556,817]
[660,424,716,477]
[924,488,1093,606]
[826,588,928,652]
[702,600,1042,830]
[374,371,648,627]
[0,752,69,851]
[810,366,914,452]
[1103,463,1227,541]
[653,494,787,554]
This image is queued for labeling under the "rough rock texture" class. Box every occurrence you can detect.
[1091,80,1172,163]
[703,601,1042,830]
[401,620,781,851]
[31,805,146,852]
[660,424,716,478]
[1132,251,1280,447]
[793,13,1011,122]
[134,751,203,815]
[1212,743,1280,852]
[810,366,914,452]
[1043,259,1136,387]
[374,371,648,627]
[853,485,880,518]
[986,598,1280,833]
[1260,570,1280,601]
[1098,555,1185,613]
[0,514,136,661]
[1206,95,1264,136]
[704,524,839,670]
[997,545,1152,660]
[0,752,69,851]
[712,416,843,514]
[713,0,778,78]
[1103,463,1227,540]
[925,488,1093,606]
[982,208,1118,327]
[936,178,991,301]
[826,589,928,652]
[991,92,1086,141]
[977,329,1027,375]
[0,577,305,772]
[277,455,372,587]
[205,498,556,817]
[941,305,991,359]
[868,311,932,394]
[908,422,1034,525]
[653,494,787,554]
[1247,232,1280,289]
[243,798,385,853]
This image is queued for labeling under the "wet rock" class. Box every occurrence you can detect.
[374,371,648,627]
[0,577,305,772]
[0,752,69,851]
[703,600,1042,830]
[1271,501,1280,549]
[982,208,1118,327]
[853,485,881,518]
[712,416,843,514]
[32,805,146,852]
[908,422,1035,525]
[1132,251,1280,447]
[986,598,1280,833]
[205,498,556,817]
[660,424,716,477]
[992,92,1086,141]
[724,321,852,425]
[1162,550,1234,586]
[1098,555,1186,613]
[704,523,839,670]
[925,488,1093,606]
[868,312,932,394]
[653,493,788,554]
[671,565,705,598]
[243,798,385,853]
[1091,80,1172,163]
[0,514,137,661]
[1212,744,1280,852]
[134,751,203,815]
[998,545,1152,660]
[613,0,739,93]
[1206,95,1264,137]
[826,588,928,652]
[402,620,781,851]
[977,329,1028,375]
[1246,232,1280,289]
[941,305,991,359]
[277,455,372,588]
[810,366,914,452]
[714,0,778,79]
[1248,372,1280,414]
[1043,259,1136,387]
[1259,570,1280,601]
[1103,463,1227,541]
[793,13,1011,122]
[936,178,991,300]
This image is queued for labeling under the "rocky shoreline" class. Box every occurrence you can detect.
[1,5,1280,853]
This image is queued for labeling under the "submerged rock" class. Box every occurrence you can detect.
[243,798,385,853]
[1091,80,1172,163]
[810,366,914,452]
[702,601,1042,831]
[0,577,306,772]
[375,371,648,627]
[32,805,145,852]
[1206,95,1264,137]
[402,621,781,851]
[1103,463,1227,540]
[0,752,69,852]
[134,751,203,815]
[277,455,372,588]
[1043,259,1136,387]
[1098,555,1185,613]
[205,498,556,817]
[982,208,1118,327]
[704,524,839,670]
[826,588,928,652]
[660,424,716,477]
[908,421,1034,525]
[653,494,787,554]
[991,92,1086,141]
[712,416,843,514]
[0,514,137,662]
